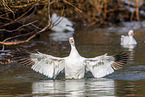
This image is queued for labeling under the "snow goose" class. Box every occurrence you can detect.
[14,37,128,79]
[50,13,74,32]
[121,30,137,46]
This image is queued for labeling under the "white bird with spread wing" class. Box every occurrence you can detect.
[14,37,128,79]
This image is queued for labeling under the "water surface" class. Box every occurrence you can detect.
[0,22,145,96]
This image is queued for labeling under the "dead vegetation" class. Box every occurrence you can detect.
[0,0,145,46]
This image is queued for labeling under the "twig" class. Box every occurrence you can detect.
[50,7,65,28]
[0,23,51,45]
[63,0,82,13]
[103,0,107,19]
[1,45,5,51]
[10,2,35,8]
[2,0,15,19]
[26,24,51,42]
[3,3,36,27]
[135,0,140,21]
[18,5,37,22]
[3,31,35,42]
[0,20,38,32]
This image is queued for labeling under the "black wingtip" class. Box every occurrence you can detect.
[114,52,129,64]
[112,52,129,70]
[13,48,33,67]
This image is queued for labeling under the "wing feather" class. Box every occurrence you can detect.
[84,54,115,78]
[84,52,128,78]
[30,53,65,79]
[14,49,65,79]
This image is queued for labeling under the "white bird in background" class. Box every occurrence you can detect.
[121,30,137,46]
[50,13,74,32]
[49,31,73,41]
[14,37,128,79]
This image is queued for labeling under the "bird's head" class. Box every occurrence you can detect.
[128,30,134,36]
[69,37,75,45]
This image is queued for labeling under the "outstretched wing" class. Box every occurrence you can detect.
[14,50,65,79]
[84,52,128,78]
[30,52,65,79]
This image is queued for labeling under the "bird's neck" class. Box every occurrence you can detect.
[69,44,80,57]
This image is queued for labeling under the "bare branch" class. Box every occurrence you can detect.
[3,3,36,27]
[0,20,38,32]
[0,23,51,45]
[63,0,82,13]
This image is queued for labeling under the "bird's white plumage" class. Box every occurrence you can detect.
[121,30,137,45]
[84,54,115,78]
[49,31,73,41]
[30,37,125,79]
[65,39,85,79]
[31,52,65,79]
[50,13,74,32]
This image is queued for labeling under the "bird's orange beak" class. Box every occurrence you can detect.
[131,32,134,36]
[70,38,73,43]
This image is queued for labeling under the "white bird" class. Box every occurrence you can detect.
[14,37,128,79]
[121,30,137,46]
[50,13,74,32]
[30,37,85,79]
[49,31,74,41]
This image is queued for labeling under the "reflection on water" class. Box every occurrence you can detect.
[49,31,74,41]
[32,78,114,96]
[121,44,136,61]
[121,44,136,51]
[128,50,135,61]
[114,80,145,97]
[65,80,85,96]
[85,78,114,96]
[1,78,145,96]
[32,80,65,95]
